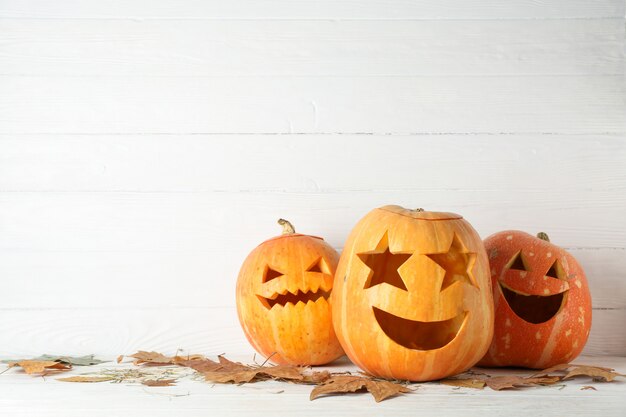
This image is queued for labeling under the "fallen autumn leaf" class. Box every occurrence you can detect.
[8,360,71,375]
[142,379,177,387]
[440,378,486,389]
[310,375,411,402]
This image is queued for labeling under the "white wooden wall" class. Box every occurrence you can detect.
[0,0,625,358]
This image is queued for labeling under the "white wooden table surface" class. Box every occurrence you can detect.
[1,0,625,415]
[1,355,625,417]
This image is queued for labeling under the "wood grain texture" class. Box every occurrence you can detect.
[1,190,625,252]
[1,75,624,134]
[0,308,623,357]
[0,248,623,310]
[0,0,623,19]
[1,19,622,77]
[0,356,625,417]
[2,135,625,192]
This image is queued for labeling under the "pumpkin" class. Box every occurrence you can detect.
[236,219,344,365]
[332,205,494,381]
[478,231,592,368]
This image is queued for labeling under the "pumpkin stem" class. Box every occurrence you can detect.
[537,232,550,242]
[278,218,296,234]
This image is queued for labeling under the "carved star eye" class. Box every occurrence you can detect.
[262,266,283,283]
[357,233,411,291]
[358,248,411,290]
[425,234,477,290]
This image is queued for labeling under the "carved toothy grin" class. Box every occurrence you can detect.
[257,289,331,309]
[499,282,567,324]
[373,307,468,350]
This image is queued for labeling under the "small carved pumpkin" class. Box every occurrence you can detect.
[236,219,344,365]
[332,206,494,381]
[479,231,592,368]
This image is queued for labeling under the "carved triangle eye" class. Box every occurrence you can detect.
[306,257,328,274]
[263,266,283,283]
[507,251,528,271]
[546,259,565,280]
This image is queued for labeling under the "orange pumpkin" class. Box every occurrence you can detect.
[479,231,592,368]
[332,206,494,381]
[236,219,344,365]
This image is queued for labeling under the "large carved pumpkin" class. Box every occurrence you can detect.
[332,206,494,381]
[479,231,592,368]
[236,219,344,365]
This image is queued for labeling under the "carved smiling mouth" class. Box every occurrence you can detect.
[257,289,331,309]
[500,283,567,324]
[373,307,468,350]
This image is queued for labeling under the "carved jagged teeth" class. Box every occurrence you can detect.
[269,288,321,298]
[262,288,331,309]
[274,296,329,309]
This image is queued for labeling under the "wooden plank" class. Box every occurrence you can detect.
[0,307,248,359]
[1,76,623,134]
[0,0,622,19]
[0,307,622,357]
[1,19,622,77]
[1,135,625,192]
[0,248,622,309]
[0,356,625,417]
[1,190,625,252]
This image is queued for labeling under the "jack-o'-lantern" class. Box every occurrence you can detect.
[479,231,591,368]
[236,219,344,365]
[332,206,494,381]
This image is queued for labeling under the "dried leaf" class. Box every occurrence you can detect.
[485,375,561,391]
[581,385,597,391]
[116,355,124,364]
[176,358,221,373]
[563,366,624,382]
[8,360,71,375]
[217,355,252,372]
[260,365,305,381]
[128,351,173,366]
[171,354,206,366]
[142,379,177,387]
[302,370,331,384]
[202,367,304,384]
[440,378,486,389]
[310,375,410,402]
[532,363,572,377]
[533,363,615,377]
[58,375,115,383]
[195,356,307,384]
[204,370,260,384]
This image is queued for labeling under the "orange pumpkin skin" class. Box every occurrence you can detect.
[236,221,344,365]
[478,231,592,369]
[332,206,494,382]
